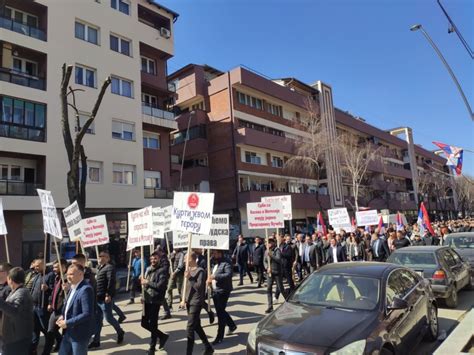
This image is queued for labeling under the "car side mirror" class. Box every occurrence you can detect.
[387,297,409,310]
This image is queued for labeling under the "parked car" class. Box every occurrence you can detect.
[443,232,474,281]
[247,262,438,355]
[387,246,471,308]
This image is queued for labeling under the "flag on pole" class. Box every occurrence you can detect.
[377,215,386,235]
[433,141,463,176]
[396,212,404,231]
[417,202,435,236]
[351,217,357,233]
[316,212,327,236]
[364,225,371,234]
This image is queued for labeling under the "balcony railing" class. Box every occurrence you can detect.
[0,16,47,41]
[0,67,46,90]
[142,104,175,120]
[0,180,44,196]
[0,123,45,142]
[144,188,174,199]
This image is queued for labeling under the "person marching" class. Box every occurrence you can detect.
[161,248,185,320]
[252,237,266,288]
[207,249,236,345]
[181,251,214,355]
[264,237,286,314]
[141,251,170,355]
[129,248,147,305]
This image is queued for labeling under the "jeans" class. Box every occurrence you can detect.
[112,302,125,319]
[58,332,88,355]
[186,304,211,355]
[213,292,235,340]
[3,338,30,355]
[255,264,265,286]
[237,263,253,284]
[32,306,48,351]
[93,301,123,343]
[267,274,286,307]
[165,273,184,309]
[130,277,141,299]
[141,303,166,347]
[42,311,62,355]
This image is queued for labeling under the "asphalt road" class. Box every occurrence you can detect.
[85,276,473,355]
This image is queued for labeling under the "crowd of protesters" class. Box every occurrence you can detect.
[0,217,471,355]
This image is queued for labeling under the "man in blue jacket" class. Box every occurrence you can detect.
[129,248,147,305]
[56,263,94,355]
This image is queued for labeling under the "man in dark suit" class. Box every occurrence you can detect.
[232,235,253,285]
[264,238,287,314]
[309,234,324,272]
[326,238,347,264]
[278,235,295,293]
[56,264,94,355]
[208,250,236,345]
[252,237,266,288]
[370,233,391,262]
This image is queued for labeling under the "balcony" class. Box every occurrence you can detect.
[0,16,46,41]
[141,104,177,130]
[0,67,45,90]
[0,180,44,195]
[144,188,174,199]
[235,127,295,155]
[0,122,45,142]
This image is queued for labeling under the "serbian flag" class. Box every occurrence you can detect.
[316,212,327,235]
[396,212,404,231]
[351,217,357,233]
[417,202,435,235]
[433,141,463,176]
[377,216,386,235]
[365,225,371,233]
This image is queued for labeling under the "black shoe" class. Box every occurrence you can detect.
[227,325,237,335]
[127,299,134,305]
[159,334,169,349]
[257,284,262,288]
[147,347,155,355]
[161,313,172,320]
[117,329,125,344]
[211,338,223,345]
[88,342,100,349]
[203,346,214,355]
[118,315,126,324]
[237,282,243,286]
[265,307,273,314]
[209,311,215,324]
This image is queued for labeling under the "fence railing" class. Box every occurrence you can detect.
[0,181,44,195]
[144,188,174,199]
[0,16,46,41]
[0,67,46,90]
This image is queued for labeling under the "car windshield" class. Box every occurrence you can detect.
[444,236,474,249]
[388,252,437,268]
[290,274,380,311]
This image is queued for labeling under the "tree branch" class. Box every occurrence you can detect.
[60,64,74,166]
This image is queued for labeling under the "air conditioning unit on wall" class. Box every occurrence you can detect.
[160,27,171,38]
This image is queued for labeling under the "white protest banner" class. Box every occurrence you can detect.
[37,189,62,239]
[162,205,172,233]
[82,215,109,248]
[247,201,285,229]
[172,231,190,249]
[0,198,7,235]
[328,208,350,227]
[62,201,83,242]
[152,207,164,239]
[261,195,292,220]
[356,210,379,226]
[192,214,229,250]
[170,192,214,235]
[127,206,153,250]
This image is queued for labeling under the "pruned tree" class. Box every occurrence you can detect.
[283,97,331,210]
[60,64,111,215]
[337,134,382,211]
[452,175,474,217]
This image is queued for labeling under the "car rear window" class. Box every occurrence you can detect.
[388,252,437,268]
[444,236,474,249]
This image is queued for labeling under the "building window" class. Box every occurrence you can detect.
[112,120,135,141]
[0,165,7,180]
[266,103,282,117]
[142,93,157,107]
[75,20,99,45]
[191,101,204,111]
[141,56,156,75]
[79,161,102,183]
[75,113,95,134]
[113,163,135,185]
[272,156,283,168]
[0,95,46,142]
[4,7,38,28]
[143,132,160,149]
[75,65,96,88]
[111,76,133,97]
[111,0,130,15]
[110,34,131,56]
[10,166,21,180]
[245,151,262,165]
[144,171,161,188]
[12,57,38,77]
[237,91,263,110]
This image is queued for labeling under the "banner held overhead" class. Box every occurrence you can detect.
[82,215,109,248]
[37,189,62,239]
[62,201,83,242]
[356,210,379,226]
[127,206,154,250]
[192,214,229,250]
[261,195,292,220]
[247,201,285,229]
[171,192,214,235]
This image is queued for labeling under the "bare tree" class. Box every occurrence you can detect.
[283,97,330,210]
[453,175,474,217]
[336,134,382,211]
[60,64,111,215]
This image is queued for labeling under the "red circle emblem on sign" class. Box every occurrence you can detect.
[187,193,199,209]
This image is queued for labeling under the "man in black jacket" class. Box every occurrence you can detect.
[278,235,295,293]
[326,238,347,264]
[309,234,324,272]
[208,250,236,345]
[370,233,390,262]
[89,251,124,349]
[162,249,185,319]
[232,235,253,285]
[252,237,266,288]
[141,252,170,355]
[264,238,286,314]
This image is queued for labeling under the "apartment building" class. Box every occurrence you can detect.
[168,64,456,237]
[0,0,178,266]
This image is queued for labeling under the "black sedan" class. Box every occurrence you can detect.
[247,262,438,355]
[387,246,471,308]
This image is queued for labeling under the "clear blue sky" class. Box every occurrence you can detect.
[164,0,473,175]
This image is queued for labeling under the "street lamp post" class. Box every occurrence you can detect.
[410,24,474,122]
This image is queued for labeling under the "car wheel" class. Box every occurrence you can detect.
[444,286,458,308]
[424,302,438,341]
